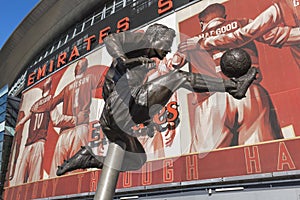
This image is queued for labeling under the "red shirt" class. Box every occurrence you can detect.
[26,95,52,145]
[187,18,260,102]
[189,18,258,78]
[51,73,102,128]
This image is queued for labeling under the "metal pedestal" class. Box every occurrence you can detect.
[94,141,126,200]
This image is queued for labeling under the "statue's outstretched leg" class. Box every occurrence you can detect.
[130,67,258,122]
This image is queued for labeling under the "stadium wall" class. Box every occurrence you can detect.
[3,0,300,199]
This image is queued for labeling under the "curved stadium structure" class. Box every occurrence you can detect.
[1,0,300,199]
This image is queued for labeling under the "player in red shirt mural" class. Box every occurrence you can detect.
[7,111,24,183]
[13,78,75,184]
[181,3,283,152]
[179,0,300,67]
[49,57,106,177]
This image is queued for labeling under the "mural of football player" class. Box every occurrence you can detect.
[49,57,106,177]
[13,77,75,184]
[178,0,300,67]
[55,23,257,176]
[180,3,283,153]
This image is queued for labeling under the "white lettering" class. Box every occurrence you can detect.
[33,113,44,130]
[216,22,238,35]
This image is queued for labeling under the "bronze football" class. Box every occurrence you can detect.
[220,48,252,78]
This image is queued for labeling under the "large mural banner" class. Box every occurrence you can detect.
[177,0,300,152]
[6,49,109,187]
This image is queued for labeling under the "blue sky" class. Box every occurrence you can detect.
[0,0,40,49]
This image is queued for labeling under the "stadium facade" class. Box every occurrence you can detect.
[1,0,300,199]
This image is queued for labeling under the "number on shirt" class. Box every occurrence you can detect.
[74,88,79,108]
[33,113,44,131]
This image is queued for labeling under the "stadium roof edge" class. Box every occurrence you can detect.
[0,0,106,90]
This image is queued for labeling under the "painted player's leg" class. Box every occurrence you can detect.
[28,141,44,182]
[50,133,70,177]
[137,129,165,160]
[9,139,21,181]
[190,92,233,153]
[15,146,30,184]
[69,124,89,158]
[57,125,91,176]
[227,84,283,145]
[56,126,99,176]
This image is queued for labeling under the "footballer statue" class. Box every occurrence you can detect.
[56,23,257,199]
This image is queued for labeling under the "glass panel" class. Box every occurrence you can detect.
[0,94,7,105]
[0,113,5,122]
[0,105,5,114]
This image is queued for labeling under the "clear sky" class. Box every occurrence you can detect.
[0,0,40,49]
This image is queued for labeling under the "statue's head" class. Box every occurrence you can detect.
[144,24,176,59]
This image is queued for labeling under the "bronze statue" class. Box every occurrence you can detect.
[56,23,257,176]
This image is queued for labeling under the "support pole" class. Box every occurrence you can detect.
[94,141,126,200]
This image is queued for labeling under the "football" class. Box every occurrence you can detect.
[220,48,252,78]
